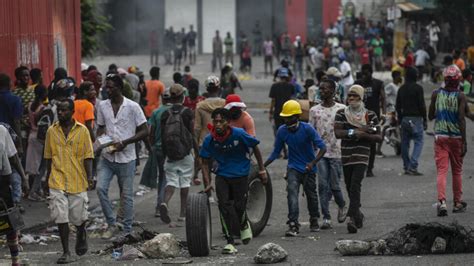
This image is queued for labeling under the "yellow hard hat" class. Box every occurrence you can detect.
[280,100,302,117]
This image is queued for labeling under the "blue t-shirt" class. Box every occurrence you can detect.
[268,122,326,174]
[199,127,260,178]
[0,90,23,127]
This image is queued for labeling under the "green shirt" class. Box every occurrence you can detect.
[463,80,471,95]
[371,38,384,56]
[148,104,172,150]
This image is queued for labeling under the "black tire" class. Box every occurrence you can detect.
[246,165,273,237]
[186,193,212,257]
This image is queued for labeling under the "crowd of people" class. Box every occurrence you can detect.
[1,29,474,265]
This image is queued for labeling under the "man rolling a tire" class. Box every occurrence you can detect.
[199,108,267,254]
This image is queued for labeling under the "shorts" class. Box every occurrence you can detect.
[49,189,89,226]
[164,154,194,188]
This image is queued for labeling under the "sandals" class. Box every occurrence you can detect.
[222,244,238,254]
[57,253,74,264]
[160,203,171,224]
[240,221,253,245]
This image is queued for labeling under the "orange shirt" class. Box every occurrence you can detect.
[229,111,256,136]
[454,58,466,71]
[73,99,95,125]
[144,79,165,117]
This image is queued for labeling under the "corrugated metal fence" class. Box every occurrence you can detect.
[0,0,81,85]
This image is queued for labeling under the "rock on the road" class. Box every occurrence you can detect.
[368,239,387,255]
[335,240,371,256]
[141,233,180,259]
[254,242,288,264]
[431,237,446,254]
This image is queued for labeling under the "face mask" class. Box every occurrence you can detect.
[445,79,460,89]
[285,117,299,131]
[215,127,225,135]
[349,101,362,109]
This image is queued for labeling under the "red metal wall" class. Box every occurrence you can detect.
[0,0,81,85]
[322,0,341,30]
[285,0,307,43]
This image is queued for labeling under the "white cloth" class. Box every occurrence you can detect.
[309,103,346,158]
[415,49,430,66]
[96,97,147,163]
[0,125,17,175]
[339,61,354,86]
[427,24,440,42]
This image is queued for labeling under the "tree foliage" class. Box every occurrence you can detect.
[81,0,112,57]
[434,0,474,46]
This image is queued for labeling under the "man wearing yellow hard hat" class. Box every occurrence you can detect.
[264,100,326,236]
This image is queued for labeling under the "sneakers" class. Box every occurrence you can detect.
[309,218,320,232]
[285,222,300,237]
[337,206,348,223]
[347,218,357,234]
[320,219,332,230]
[355,212,364,229]
[453,201,467,213]
[208,196,216,204]
[177,216,186,222]
[28,192,45,202]
[407,169,423,176]
[154,208,160,217]
[159,203,171,224]
[437,200,448,217]
[101,225,118,239]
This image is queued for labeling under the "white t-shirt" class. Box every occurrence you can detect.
[263,41,273,56]
[427,24,440,42]
[309,103,346,158]
[339,61,354,86]
[0,125,17,175]
[415,49,430,66]
[96,97,147,163]
[384,82,399,113]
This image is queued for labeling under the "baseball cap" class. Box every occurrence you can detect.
[224,94,247,109]
[169,84,184,97]
[278,68,289,78]
[326,67,342,78]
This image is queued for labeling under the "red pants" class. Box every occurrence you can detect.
[434,137,463,203]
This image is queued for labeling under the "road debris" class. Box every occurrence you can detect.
[254,242,288,264]
[141,233,181,259]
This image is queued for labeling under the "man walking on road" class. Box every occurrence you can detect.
[428,65,468,217]
[200,108,267,254]
[44,99,94,263]
[224,32,234,65]
[396,67,427,175]
[265,100,326,236]
[269,68,296,159]
[335,85,382,234]
[159,84,200,223]
[96,75,148,238]
[309,80,347,229]
[355,64,385,177]
[212,30,223,72]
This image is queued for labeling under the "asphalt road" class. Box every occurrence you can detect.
[2,55,473,265]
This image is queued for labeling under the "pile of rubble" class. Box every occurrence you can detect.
[336,222,474,256]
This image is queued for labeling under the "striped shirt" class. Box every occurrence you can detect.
[434,89,461,137]
[44,121,94,193]
[335,109,379,166]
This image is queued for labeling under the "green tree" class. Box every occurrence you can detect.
[435,0,473,46]
[81,0,112,57]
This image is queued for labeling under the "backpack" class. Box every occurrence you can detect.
[37,105,56,141]
[162,106,193,161]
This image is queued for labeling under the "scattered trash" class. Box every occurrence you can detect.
[161,258,193,264]
[335,240,371,256]
[19,234,59,245]
[141,233,181,259]
[111,249,122,260]
[254,242,288,264]
[119,244,145,260]
[336,222,474,256]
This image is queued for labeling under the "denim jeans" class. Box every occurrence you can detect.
[155,150,166,209]
[317,158,346,220]
[287,168,320,224]
[9,169,22,203]
[401,117,424,171]
[97,159,136,233]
